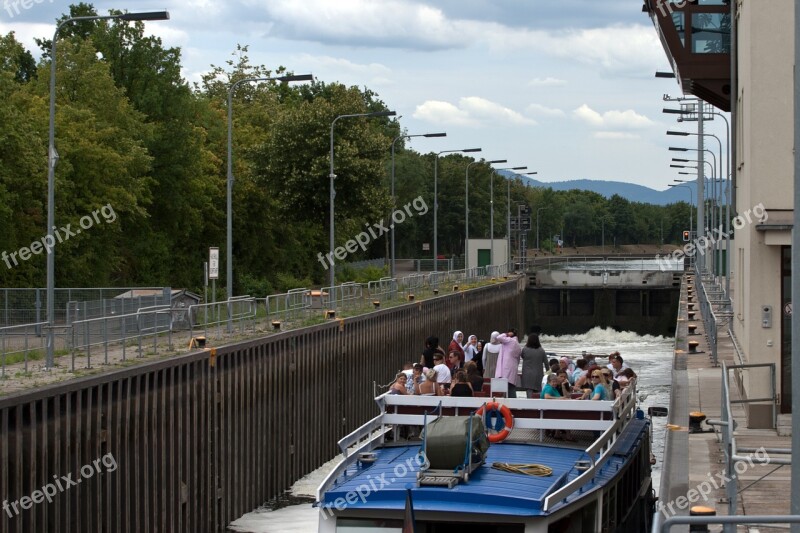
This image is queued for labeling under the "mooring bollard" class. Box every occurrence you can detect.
[271,320,281,330]
[689,505,716,532]
[688,312,696,320]
[688,323,697,334]
[688,340,700,353]
[325,309,336,319]
[373,300,380,309]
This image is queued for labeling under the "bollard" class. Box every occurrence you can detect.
[688,303,695,311]
[408,294,415,301]
[325,310,336,319]
[433,289,439,295]
[453,285,459,291]
[687,295,694,302]
[271,320,281,330]
[689,505,715,531]
[688,323,697,334]
[688,340,700,353]
[373,300,381,309]
[688,312,696,320]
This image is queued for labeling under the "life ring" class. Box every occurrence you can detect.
[477,401,514,443]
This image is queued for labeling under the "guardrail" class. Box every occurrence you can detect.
[188,296,257,339]
[715,361,786,532]
[0,322,49,376]
[695,265,719,366]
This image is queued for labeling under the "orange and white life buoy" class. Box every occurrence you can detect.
[477,401,514,443]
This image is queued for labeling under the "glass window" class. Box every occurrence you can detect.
[672,12,685,47]
[692,13,731,54]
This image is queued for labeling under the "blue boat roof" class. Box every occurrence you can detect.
[321,419,648,517]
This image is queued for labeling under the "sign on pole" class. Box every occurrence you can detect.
[209,247,219,280]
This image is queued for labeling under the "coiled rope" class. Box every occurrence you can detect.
[491,462,553,477]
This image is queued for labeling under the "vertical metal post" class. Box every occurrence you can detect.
[507,179,511,266]
[434,154,439,273]
[490,172,494,265]
[791,1,800,527]
[697,102,706,274]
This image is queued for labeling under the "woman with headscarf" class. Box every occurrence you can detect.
[482,331,502,381]
[448,331,465,367]
[462,334,479,363]
[495,329,522,398]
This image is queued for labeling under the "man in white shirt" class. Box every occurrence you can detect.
[432,353,452,393]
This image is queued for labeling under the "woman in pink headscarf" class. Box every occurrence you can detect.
[448,331,465,367]
[494,328,522,398]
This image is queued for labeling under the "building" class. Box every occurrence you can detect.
[644,0,793,425]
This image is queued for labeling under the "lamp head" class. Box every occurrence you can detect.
[423,132,447,137]
[667,131,690,136]
[118,10,170,21]
[368,110,396,118]
[277,74,314,83]
[669,147,689,151]
[462,148,482,153]
[487,159,507,164]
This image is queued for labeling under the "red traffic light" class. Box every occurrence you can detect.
[682,231,690,242]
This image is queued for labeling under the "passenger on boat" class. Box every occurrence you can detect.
[541,358,561,390]
[495,329,522,398]
[401,362,415,394]
[571,359,588,385]
[432,353,452,393]
[421,336,445,368]
[602,368,618,398]
[448,351,463,378]
[541,374,565,399]
[448,331,465,367]
[559,356,575,374]
[409,364,425,394]
[416,368,439,395]
[449,371,473,397]
[589,370,610,401]
[556,370,573,397]
[463,334,479,362]
[482,331,501,378]
[474,339,485,374]
[464,361,484,393]
[607,352,630,377]
[614,368,637,399]
[520,334,548,398]
[574,360,597,389]
[389,373,409,395]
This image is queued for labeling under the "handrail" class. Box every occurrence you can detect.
[543,383,638,511]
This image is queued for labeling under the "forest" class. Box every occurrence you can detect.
[0,4,693,296]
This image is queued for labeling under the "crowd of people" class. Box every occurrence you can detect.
[387,328,637,401]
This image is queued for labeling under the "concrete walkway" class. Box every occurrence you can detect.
[660,272,792,532]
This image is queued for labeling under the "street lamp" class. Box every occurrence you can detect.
[465,159,505,270]
[390,132,446,278]
[45,9,169,368]
[433,148,481,273]
[227,74,313,309]
[329,110,396,304]
[491,167,526,266]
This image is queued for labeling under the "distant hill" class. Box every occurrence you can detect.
[499,170,702,206]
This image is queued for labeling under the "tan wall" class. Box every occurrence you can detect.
[732,0,793,404]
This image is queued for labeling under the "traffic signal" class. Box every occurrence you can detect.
[682,230,690,242]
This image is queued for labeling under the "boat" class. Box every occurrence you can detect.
[315,381,656,532]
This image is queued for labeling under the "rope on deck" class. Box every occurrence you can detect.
[491,462,553,476]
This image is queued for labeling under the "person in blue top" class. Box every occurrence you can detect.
[540,374,564,399]
[590,370,609,400]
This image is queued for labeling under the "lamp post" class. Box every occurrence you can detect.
[330,110,396,305]
[491,166,526,267]
[668,129,724,275]
[465,159,505,270]
[227,74,313,311]
[433,148,481,273]
[45,9,169,368]
[390,132,446,278]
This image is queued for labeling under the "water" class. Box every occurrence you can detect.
[229,327,674,531]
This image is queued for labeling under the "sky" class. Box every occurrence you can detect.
[0,0,730,190]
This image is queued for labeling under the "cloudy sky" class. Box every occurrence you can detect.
[1,0,728,190]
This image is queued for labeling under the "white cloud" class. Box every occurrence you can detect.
[413,97,535,127]
[413,100,477,127]
[290,53,393,86]
[526,103,565,118]
[528,77,566,87]
[573,104,654,129]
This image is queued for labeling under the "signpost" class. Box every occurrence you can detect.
[209,247,219,316]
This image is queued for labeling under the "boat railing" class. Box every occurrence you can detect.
[542,383,638,511]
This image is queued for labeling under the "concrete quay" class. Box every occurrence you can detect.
[659,271,792,532]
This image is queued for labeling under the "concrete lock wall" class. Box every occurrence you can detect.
[0,279,524,533]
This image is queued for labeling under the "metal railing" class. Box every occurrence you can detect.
[188,297,257,339]
[715,361,787,532]
[69,306,173,369]
[695,265,719,366]
[0,322,49,376]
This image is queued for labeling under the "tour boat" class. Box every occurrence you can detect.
[315,382,656,532]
